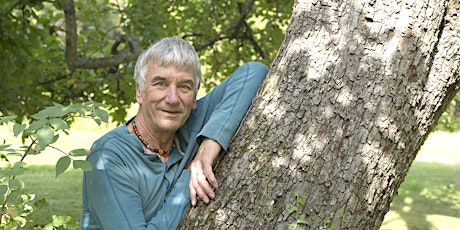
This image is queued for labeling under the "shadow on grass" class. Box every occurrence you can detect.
[382,161,460,230]
[20,165,83,228]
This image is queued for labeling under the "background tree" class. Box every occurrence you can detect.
[180,0,460,229]
[0,0,292,123]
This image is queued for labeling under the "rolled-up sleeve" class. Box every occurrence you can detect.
[197,62,268,151]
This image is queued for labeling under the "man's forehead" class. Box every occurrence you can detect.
[145,63,195,83]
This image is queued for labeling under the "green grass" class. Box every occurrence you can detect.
[380,162,460,230]
[21,166,83,228]
[380,132,460,230]
[3,123,460,229]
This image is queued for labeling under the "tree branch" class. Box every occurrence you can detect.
[76,35,143,69]
[63,0,77,73]
[63,0,143,72]
[243,21,266,58]
[193,0,255,50]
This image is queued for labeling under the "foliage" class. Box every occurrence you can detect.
[0,0,293,124]
[436,92,460,132]
[2,0,458,129]
[0,102,108,229]
[287,191,347,230]
[287,192,308,229]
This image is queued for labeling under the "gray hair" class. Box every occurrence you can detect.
[134,37,201,92]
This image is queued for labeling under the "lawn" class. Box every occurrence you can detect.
[2,122,459,229]
[380,131,460,230]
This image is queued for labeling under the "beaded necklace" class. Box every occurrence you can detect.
[131,118,174,155]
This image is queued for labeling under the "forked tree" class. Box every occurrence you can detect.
[180,0,460,229]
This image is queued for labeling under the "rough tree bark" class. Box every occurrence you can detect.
[181,0,459,229]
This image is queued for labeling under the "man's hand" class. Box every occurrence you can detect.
[188,138,221,206]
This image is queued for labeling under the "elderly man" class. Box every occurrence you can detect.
[79,37,268,229]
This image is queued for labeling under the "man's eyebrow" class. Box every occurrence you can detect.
[150,76,167,82]
[149,76,195,86]
[180,79,195,85]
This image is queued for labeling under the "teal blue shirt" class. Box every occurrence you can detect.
[80,62,268,230]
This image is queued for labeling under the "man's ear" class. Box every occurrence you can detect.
[192,91,198,110]
[135,86,143,105]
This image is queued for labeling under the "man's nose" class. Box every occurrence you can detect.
[165,86,180,104]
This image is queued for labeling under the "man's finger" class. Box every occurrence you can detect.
[192,175,210,203]
[189,180,198,206]
[204,170,218,189]
[197,178,215,200]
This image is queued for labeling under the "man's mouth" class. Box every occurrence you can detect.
[161,109,181,115]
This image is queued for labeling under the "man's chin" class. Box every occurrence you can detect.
[159,121,185,133]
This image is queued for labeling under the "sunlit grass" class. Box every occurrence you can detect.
[380,132,460,230]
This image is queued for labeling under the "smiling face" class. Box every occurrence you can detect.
[136,62,197,135]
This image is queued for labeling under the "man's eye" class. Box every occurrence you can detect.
[154,82,167,87]
[179,84,193,91]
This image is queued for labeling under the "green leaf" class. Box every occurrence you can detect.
[288,204,298,214]
[5,189,21,203]
[0,144,12,151]
[13,216,27,227]
[94,107,109,123]
[6,152,22,157]
[50,133,60,145]
[52,102,65,108]
[9,162,28,177]
[9,178,25,190]
[83,101,93,107]
[298,195,305,205]
[67,103,84,113]
[93,103,108,108]
[49,118,69,130]
[0,185,8,197]
[69,148,91,157]
[0,115,17,124]
[297,214,308,224]
[34,197,49,209]
[56,156,71,177]
[13,123,27,136]
[73,160,92,171]
[94,118,102,126]
[31,106,67,119]
[34,143,46,153]
[51,215,70,227]
[27,119,48,133]
[36,125,55,146]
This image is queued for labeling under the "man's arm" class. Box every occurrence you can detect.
[188,138,221,206]
[188,62,268,205]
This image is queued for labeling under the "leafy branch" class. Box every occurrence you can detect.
[0,102,108,228]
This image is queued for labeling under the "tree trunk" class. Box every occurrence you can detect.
[181,0,460,229]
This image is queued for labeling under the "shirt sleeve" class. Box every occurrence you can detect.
[197,62,268,151]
